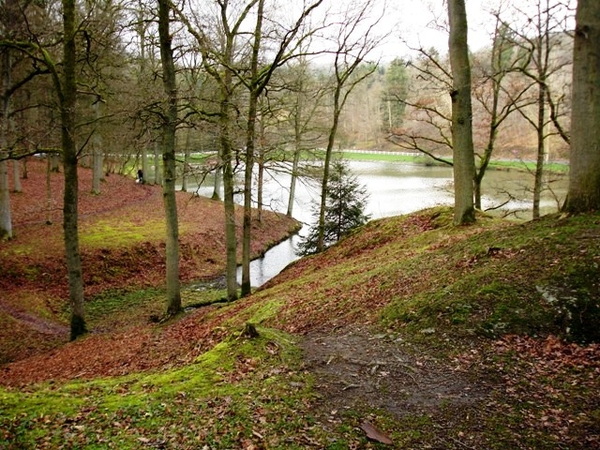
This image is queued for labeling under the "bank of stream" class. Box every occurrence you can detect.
[180,158,567,287]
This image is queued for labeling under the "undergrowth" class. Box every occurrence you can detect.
[2,207,599,448]
[0,327,324,449]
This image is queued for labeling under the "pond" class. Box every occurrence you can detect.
[183,160,567,287]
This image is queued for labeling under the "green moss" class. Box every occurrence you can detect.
[80,220,166,248]
[0,327,313,448]
[243,298,285,324]
[85,288,164,326]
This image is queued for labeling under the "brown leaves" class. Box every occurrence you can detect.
[496,334,600,372]
[360,420,393,445]
[0,160,297,385]
[475,334,600,447]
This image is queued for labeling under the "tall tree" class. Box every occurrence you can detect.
[157,0,181,315]
[317,0,384,252]
[502,0,574,218]
[283,56,327,218]
[239,0,324,296]
[0,0,21,240]
[471,16,524,210]
[62,0,86,339]
[177,0,323,298]
[562,0,600,212]
[447,0,476,225]
[382,58,408,133]
[0,47,11,240]
[176,0,259,301]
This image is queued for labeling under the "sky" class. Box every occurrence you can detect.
[376,0,496,61]
[375,0,576,62]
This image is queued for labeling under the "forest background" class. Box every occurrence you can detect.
[1,0,600,447]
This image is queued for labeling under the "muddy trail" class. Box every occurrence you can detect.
[301,327,489,418]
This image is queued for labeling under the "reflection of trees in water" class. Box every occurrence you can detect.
[182,160,566,221]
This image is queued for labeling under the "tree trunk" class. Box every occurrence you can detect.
[91,102,102,194]
[141,139,148,184]
[154,140,161,185]
[287,149,300,218]
[563,0,600,213]
[447,0,475,225]
[1,49,13,239]
[318,96,340,252]
[532,82,546,219]
[241,89,258,296]
[0,160,10,240]
[45,155,52,225]
[222,110,238,301]
[212,162,222,200]
[474,27,505,210]
[181,127,191,192]
[158,0,181,316]
[241,0,264,297]
[50,153,60,172]
[12,159,21,193]
[220,67,238,301]
[257,147,264,223]
[287,93,303,218]
[62,0,86,339]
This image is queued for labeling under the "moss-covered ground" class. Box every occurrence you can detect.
[1,161,598,449]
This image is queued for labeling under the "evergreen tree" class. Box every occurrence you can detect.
[297,160,370,256]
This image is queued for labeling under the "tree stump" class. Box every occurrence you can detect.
[242,322,259,339]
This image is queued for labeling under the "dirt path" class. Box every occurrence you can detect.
[300,327,489,419]
[0,302,69,336]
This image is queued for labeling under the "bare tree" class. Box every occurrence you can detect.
[501,0,574,218]
[387,47,454,165]
[316,0,385,252]
[239,0,324,296]
[280,56,329,218]
[175,0,257,301]
[63,0,86,339]
[0,45,12,240]
[447,0,475,225]
[157,0,181,316]
[471,14,527,209]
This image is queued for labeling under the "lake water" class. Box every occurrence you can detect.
[185,160,567,287]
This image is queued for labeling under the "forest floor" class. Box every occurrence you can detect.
[1,158,599,449]
[0,158,300,369]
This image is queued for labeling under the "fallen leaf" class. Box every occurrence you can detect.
[361,420,393,445]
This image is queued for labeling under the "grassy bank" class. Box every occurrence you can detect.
[0,327,316,449]
[1,206,598,449]
[339,150,569,173]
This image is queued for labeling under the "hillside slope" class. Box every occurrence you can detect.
[255,207,600,344]
[0,159,299,364]
[1,182,599,448]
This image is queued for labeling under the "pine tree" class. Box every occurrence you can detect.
[297,160,370,256]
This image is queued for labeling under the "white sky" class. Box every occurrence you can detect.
[374,0,496,61]
[373,0,575,62]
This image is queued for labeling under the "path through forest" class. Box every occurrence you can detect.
[301,327,491,437]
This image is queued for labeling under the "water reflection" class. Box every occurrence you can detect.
[183,160,566,287]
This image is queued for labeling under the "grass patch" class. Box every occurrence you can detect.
[488,159,569,174]
[0,327,321,449]
[340,150,435,165]
[80,220,167,248]
[84,288,165,328]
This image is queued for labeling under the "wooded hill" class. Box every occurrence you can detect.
[1,161,598,448]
